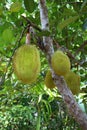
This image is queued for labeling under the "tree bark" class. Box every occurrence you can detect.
[39,0,87,130]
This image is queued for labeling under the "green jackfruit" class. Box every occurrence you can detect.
[64,71,80,95]
[51,50,71,76]
[12,44,40,84]
[45,70,55,89]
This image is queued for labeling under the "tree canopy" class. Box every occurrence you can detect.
[0,0,87,130]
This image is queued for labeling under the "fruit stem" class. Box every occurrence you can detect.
[26,25,31,45]
[26,32,30,45]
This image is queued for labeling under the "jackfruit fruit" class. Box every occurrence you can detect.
[12,44,40,84]
[45,70,55,89]
[51,50,70,76]
[64,71,80,95]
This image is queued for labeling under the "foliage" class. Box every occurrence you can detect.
[0,0,87,129]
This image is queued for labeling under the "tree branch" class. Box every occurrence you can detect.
[21,15,42,32]
[39,0,54,63]
[75,40,87,55]
[39,0,87,129]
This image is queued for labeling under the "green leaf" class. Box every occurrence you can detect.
[24,0,37,13]
[10,2,22,12]
[0,0,5,3]
[2,29,13,43]
[36,113,41,130]
[58,16,79,31]
[62,7,77,17]
[0,7,3,15]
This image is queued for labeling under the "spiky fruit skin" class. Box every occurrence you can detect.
[45,70,55,89]
[12,44,40,84]
[64,71,80,95]
[51,51,71,76]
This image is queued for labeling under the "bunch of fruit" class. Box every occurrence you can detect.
[12,43,80,95]
[45,50,80,95]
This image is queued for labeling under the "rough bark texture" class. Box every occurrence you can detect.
[39,0,87,130]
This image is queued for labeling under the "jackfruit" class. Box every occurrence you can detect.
[64,71,80,95]
[51,50,70,76]
[12,44,40,84]
[45,70,55,89]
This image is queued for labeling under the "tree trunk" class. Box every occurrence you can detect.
[39,0,87,130]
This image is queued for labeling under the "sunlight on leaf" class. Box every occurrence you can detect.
[10,2,22,12]
[2,28,13,43]
[58,16,79,31]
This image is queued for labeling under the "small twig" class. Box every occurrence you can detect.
[75,40,87,55]
[53,39,60,49]
[21,15,42,32]
[21,16,47,50]
[60,2,83,4]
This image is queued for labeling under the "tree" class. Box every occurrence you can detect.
[0,0,87,130]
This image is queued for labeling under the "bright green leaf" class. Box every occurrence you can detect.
[10,2,22,12]
[2,29,13,43]
[36,113,41,130]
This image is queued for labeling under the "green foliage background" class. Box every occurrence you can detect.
[0,0,87,130]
